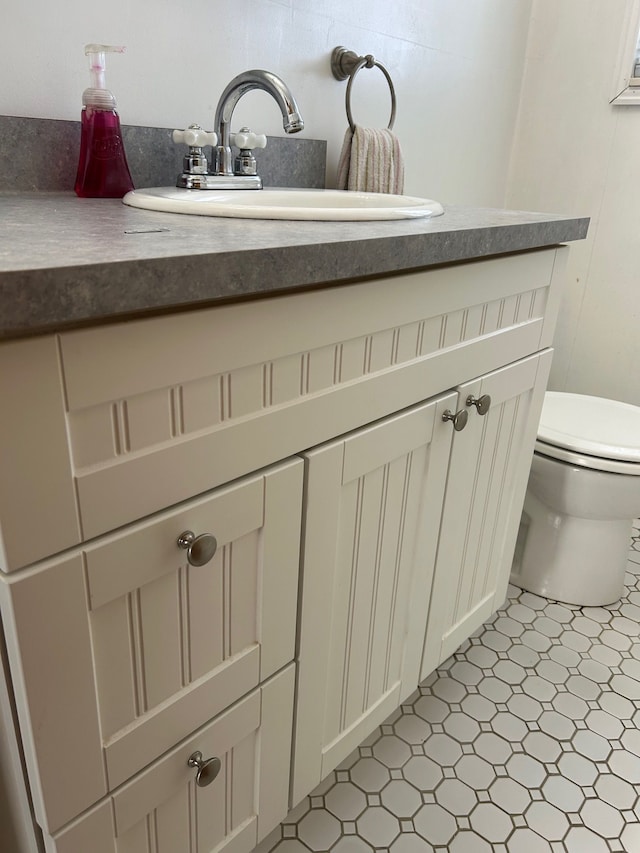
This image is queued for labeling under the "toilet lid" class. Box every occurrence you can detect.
[538,392,640,463]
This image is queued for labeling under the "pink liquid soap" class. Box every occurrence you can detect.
[75,106,134,198]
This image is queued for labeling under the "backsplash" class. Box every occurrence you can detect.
[0,115,326,193]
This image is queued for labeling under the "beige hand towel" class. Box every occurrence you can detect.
[336,126,405,194]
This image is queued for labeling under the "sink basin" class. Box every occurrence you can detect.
[122,187,444,221]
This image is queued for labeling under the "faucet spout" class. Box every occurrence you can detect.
[213,69,304,177]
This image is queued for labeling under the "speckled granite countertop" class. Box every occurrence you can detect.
[0,193,589,339]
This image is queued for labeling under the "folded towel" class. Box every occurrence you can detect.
[336,126,405,195]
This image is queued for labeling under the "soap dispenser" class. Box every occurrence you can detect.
[74,43,134,198]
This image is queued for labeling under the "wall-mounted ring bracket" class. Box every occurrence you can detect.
[331,46,397,132]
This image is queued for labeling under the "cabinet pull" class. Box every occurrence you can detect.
[442,408,469,431]
[466,394,492,415]
[187,751,222,787]
[177,530,218,566]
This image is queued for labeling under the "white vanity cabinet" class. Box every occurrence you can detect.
[0,244,568,852]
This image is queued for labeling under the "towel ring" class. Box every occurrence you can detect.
[331,46,397,133]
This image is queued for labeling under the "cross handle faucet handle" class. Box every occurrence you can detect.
[230,128,267,150]
[173,125,218,148]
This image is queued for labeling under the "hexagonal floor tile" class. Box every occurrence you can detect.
[372,735,412,769]
[402,755,443,792]
[392,713,430,746]
[455,754,496,789]
[594,772,638,810]
[571,729,612,762]
[523,731,562,764]
[349,758,391,793]
[413,804,457,846]
[379,780,422,819]
[469,802,513,843]
[435,778,477,816]
[356,807,400,848]
[442,712,481,744]
[422,733,463,767]
[585,709,624,740]
[525,801,569,841]
[563,826,610,852]
[474,731,512,765]
[557,752,598,787]
[460,693,497,722]
[325,783,368,822]
[580,797,625,839]
[297,809,342,851]
[540,774,585,813]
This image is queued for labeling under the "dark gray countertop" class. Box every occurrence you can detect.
[0,193,589,339]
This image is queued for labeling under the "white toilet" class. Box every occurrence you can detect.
[511,392,640,606]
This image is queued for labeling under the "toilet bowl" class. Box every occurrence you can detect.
[511,392,640,606]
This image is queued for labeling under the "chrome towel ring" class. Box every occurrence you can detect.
[331,46,397,132]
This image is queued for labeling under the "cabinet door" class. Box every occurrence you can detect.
[292,395,455,805]
[421,350,552,678]
[0,460,303,835]
[46,666,295,853]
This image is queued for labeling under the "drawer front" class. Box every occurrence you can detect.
[45,666,295,853]
[0,460,302,833]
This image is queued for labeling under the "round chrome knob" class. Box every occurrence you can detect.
[442,408,469,431]
[177,531,218,566]
[187,751,221,787]
[466,394,492,416]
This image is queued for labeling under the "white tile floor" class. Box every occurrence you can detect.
[256,519,640,853]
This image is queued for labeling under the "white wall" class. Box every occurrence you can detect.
[0,0,531,204]
[507,0,640,406]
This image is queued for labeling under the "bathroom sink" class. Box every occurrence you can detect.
[122,187,444,221]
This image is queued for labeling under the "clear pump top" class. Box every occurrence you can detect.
[82,43,125,110]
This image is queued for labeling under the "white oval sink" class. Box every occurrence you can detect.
[122,187,444,221]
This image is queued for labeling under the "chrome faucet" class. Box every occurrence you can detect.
[173,69,304,190]
[214,69,304,179]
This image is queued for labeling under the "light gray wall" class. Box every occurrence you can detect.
[506,0,640,405]
[0,0,532,205]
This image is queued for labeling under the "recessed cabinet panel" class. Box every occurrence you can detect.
[292,395,455,804]
[421,350,553,678]
[0,460,303,833]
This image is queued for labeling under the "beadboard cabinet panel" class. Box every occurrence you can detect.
[292,395,455,804]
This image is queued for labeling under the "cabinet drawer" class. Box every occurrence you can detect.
[44,665,295,853]
[0,247,566,571]
[0,459,302,833]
